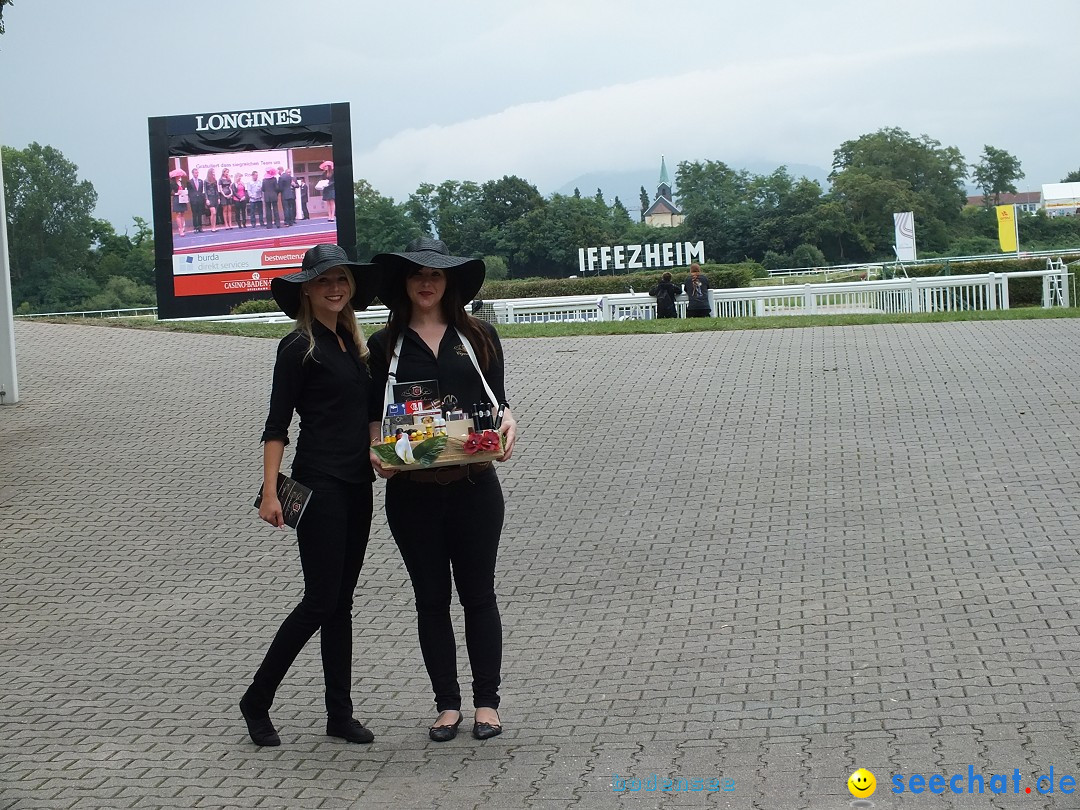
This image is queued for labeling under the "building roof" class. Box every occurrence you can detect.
[1043,182,1080,201]
[965,191,1041,207]
[644,196,681,217]
[659,155,669,186]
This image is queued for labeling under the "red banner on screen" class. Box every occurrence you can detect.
[174,267,298,297]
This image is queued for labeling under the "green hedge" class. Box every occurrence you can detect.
[480,262,762,299]
[230,298,281,315]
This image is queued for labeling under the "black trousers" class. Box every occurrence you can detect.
[244,468,373,720]
[190,200,205,232]
[283,197,296,225]
[687,309,711,318]
[249,200,264,226]
[265,199,280,228]
[386,466,504,712]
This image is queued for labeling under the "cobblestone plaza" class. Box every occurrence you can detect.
[3,319,1080,809]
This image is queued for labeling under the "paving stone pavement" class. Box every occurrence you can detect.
[2,318,1080,810]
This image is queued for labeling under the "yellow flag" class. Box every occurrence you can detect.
[996,205,1017,252]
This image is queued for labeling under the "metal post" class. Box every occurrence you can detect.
[0,154,20,405]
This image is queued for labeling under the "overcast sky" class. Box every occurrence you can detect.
[1,1,1075,231]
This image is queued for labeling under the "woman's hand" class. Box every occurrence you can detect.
[370,447,397,479]
[259,494,285,528]
[497,409,517,462]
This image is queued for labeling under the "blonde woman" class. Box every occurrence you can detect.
[219,168,235,229]
[240,244,383,747]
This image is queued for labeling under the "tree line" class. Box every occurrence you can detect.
[4,128,1080,312]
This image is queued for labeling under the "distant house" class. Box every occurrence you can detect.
[965,191,1042,213]
[644,156,685,227]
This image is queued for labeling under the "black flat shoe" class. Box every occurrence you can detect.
[326,717,374,744]
[472,711,502,740]
[429,711,463,742]
[239,696,280,747]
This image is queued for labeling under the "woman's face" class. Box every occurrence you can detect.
[304,267,352,320]
[405,266,446,313]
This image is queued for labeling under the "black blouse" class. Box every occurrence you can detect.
[261,321,375,483]
[367,321,507,422]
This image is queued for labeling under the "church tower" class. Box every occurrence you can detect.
[644,155,684,227]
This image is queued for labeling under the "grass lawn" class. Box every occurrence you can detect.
[28,306,1080,340]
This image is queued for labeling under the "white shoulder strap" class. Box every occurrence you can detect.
[455,328,500,406]
[381,330,500,422]
[382,334,405,422]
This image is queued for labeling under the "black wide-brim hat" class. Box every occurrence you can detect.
[372,237,485,309]
[271,244,381,319]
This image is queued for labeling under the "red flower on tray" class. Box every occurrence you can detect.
[463,430,501,455]
[478,430,501,452]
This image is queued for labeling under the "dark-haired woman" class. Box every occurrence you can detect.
[368,237,517,742]
[239,244,382,747]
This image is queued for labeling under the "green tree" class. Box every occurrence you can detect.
[477,175,543,231]
[2,142,99,308]
[1061,169,1080,183]
[675,159,758,262]
[499,194,616,277]
[353,179,421,259]
[89,217,155,288]
[406,180,485,255]
[475,175,544,255]
[972,145,1024,207]
[639,186,650,222]
[828,127,968,258]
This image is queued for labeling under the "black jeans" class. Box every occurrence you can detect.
[265,199,280,228]
[387,466,504,712]
[244,468,373,720]
[249,200,264,226]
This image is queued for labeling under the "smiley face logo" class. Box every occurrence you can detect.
[847,768,876,798]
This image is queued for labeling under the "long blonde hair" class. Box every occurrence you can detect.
[294,267,369,364]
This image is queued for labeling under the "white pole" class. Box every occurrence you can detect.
[0,153,20,406]
[1014,203,1020,260]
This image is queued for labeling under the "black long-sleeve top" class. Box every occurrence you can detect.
[261,321,375,483]
[367,322,507,422]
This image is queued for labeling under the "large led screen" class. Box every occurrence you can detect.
[148,103,355,319]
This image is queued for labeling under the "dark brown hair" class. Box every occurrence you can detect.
[382,268,496,369]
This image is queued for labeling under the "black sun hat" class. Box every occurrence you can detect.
[271,244,381,318]
[372,237,485,309]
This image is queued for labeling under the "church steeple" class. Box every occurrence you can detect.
[656,155,672,203]
[643,154,684,228]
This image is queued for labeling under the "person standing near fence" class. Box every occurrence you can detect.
[649,272,680,319]
[684,263,711,318]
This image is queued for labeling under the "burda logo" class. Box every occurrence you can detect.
[194,108,301,132]
[261,250,307,266]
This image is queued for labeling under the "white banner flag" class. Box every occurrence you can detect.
[893,212,916,261]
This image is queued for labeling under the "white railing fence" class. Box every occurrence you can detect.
[494,268,1069,323]
[15,267,1071,325]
